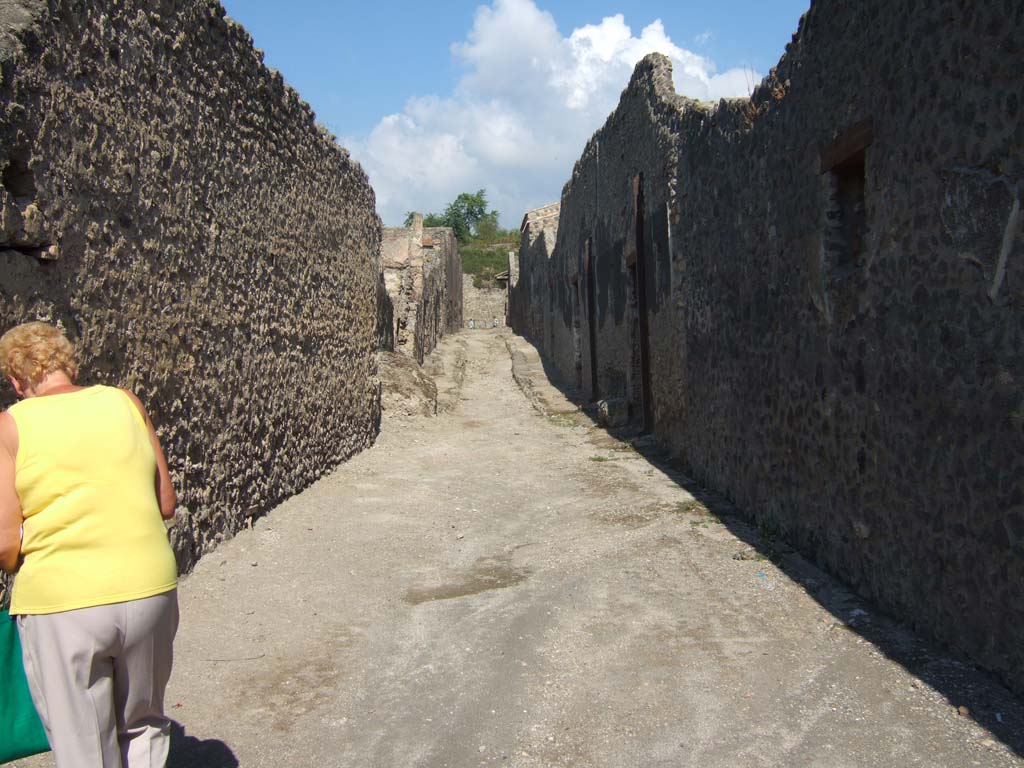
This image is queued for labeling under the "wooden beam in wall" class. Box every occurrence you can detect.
[820,118,874,173]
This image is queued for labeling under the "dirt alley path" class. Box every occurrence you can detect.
[15,329,1024,768]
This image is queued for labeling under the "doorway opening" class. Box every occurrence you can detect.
[631,175,654,431]
[584,238,599,401]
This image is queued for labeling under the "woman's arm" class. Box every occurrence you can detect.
[121,390,177,520]
[0,412,23,572]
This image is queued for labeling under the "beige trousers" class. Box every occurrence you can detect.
[17,590,179,768]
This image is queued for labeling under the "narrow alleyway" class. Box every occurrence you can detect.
[15,330,1024,768]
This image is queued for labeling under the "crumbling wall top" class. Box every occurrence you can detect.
[521,202,560,254]
[0,0,43,63]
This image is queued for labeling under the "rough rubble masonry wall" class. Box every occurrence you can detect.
[515,1,1024,693]
[0,0,382,574]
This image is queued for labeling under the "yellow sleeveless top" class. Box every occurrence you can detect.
[8,385,177,614]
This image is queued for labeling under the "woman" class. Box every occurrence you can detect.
[0,321,179,768]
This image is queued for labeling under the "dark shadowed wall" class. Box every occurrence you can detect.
[509,203,559,350]
[514,0,1024,693]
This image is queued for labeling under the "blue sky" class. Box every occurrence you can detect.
[220,0,810,227]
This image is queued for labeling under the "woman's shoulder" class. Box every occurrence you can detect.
[112,387,150,428]
[91,385,136,405]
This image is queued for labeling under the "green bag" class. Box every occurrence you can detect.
[0,610,50,763]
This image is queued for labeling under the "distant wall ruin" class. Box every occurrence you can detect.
[513,1,1024,693]
[0,0,382,574]
[381,214,462,363]
[464,278,506,330]
[508,203,558,344]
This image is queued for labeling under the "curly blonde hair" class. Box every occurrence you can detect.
[0,321,78,389]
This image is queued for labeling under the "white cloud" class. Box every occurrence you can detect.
[346,0,760,228]
[709,68,760,100]
[694,30,714,46]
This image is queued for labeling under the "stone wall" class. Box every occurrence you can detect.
[375,270,395,352]
[0,0,382,575]
[381,214,462,363]
[508,203,558,344]
[514,1,1024,693]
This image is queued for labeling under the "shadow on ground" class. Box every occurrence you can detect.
[168,721,238,768]
[519,332,1024,759]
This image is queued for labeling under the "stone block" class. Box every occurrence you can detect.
[597,398,628,428]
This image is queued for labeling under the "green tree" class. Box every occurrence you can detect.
[406,190,507,243]
[473,209,501,243]
[440,189,489,242]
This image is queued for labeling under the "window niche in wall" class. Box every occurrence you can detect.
[0,147,55,260]
[819,119,873,327]
[2,150,36,201]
